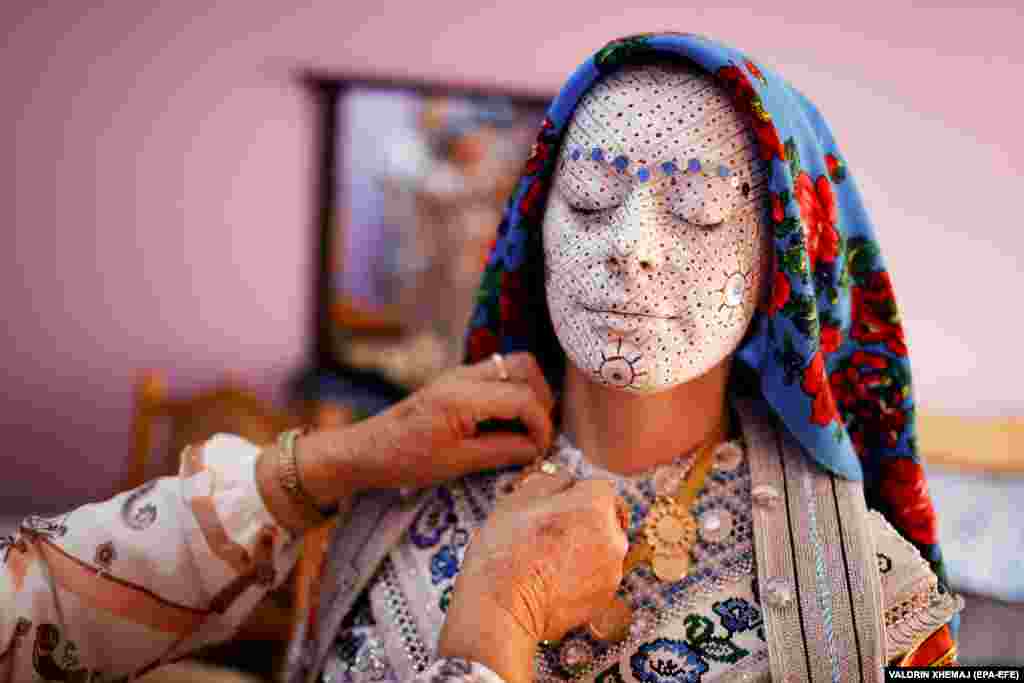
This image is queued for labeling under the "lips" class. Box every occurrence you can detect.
[581,304,677,320]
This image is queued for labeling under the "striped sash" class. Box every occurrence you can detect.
[737,397,886,683]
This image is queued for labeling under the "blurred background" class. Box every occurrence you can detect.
[2,0,1022,672]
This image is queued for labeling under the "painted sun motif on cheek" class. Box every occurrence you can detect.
[596,339,647,389]
[714,266,756,328]
[541,61,771,393]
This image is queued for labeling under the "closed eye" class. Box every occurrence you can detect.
[688,218,725,230]
[569,203,619,217]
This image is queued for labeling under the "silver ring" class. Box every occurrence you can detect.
[491,353,510,382]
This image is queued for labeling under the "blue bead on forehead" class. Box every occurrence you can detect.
[567,145,733,182]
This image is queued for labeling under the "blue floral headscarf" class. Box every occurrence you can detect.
[464,33,950,598]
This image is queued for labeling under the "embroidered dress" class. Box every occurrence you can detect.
[303,398,960,683]
[320,431,765,683]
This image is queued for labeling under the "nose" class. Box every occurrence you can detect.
[608,188,658,272]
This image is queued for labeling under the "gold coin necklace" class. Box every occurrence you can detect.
[584,411,734,643]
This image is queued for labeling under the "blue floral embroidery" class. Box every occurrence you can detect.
[430,546,459,585]
[410,487,457,549]
[451,528,471,548]
[631,639,709,683]
[713,597,762,634]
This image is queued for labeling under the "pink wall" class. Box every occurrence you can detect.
[2,0,1022,512]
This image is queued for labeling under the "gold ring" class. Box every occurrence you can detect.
[507,459,560,493]
[491,353,510,382]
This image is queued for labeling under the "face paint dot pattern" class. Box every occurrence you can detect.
[542,61,772,393]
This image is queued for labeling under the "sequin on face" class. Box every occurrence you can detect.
[542,61,772,392]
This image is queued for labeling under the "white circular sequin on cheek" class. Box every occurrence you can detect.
[542,61,772,393]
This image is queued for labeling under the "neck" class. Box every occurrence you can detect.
[561,356,733,476]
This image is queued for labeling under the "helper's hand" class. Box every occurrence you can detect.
[437,470,629,683]
[258,352,556,531]
[349,351,556,490]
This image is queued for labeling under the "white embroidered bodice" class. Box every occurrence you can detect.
[321,425,960,683]
[327,435,765,682]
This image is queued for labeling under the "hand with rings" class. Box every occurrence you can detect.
[438,467,629,681]
[302,352,555,499]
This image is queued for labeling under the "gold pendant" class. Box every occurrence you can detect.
[641,497,696,583]
[643,498,697,555]
[652,552,691,582]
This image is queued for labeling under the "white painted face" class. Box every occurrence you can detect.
[542,61,771,393]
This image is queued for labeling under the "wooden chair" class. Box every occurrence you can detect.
[125,370,314,493]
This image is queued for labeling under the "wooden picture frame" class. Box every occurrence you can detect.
[301,69,550,396]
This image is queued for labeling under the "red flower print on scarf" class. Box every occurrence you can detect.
[878,457,939,546]
[483,238,498,268]
[829,349,910,457]
[801,351,839,426]
[716,64,756,102]
[766,270,791,316]
[745,60,767,85]
[829,366,858,411]
[850,350,887,369]
[466,327,499,361]
[870,404,909,447]
[518,177,546,218]
[820,323,842,355]
[752,120,785,162]
[499,270,530,338]
[715,64,784,162]
[851,271,908,356]
[770,193,786,223]
[523,141,551,176]
[830,353,890,410]
[825,153,847,183]
[794,172,840,270]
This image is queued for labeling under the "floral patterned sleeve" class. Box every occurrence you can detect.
[0,434,301,681]
[413,657,508,683]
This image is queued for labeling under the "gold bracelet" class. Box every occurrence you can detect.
[276,428,337,519]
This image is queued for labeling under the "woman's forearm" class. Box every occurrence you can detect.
[254,440,355,535]
[1,435,300,681]
[253,416,398,535]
